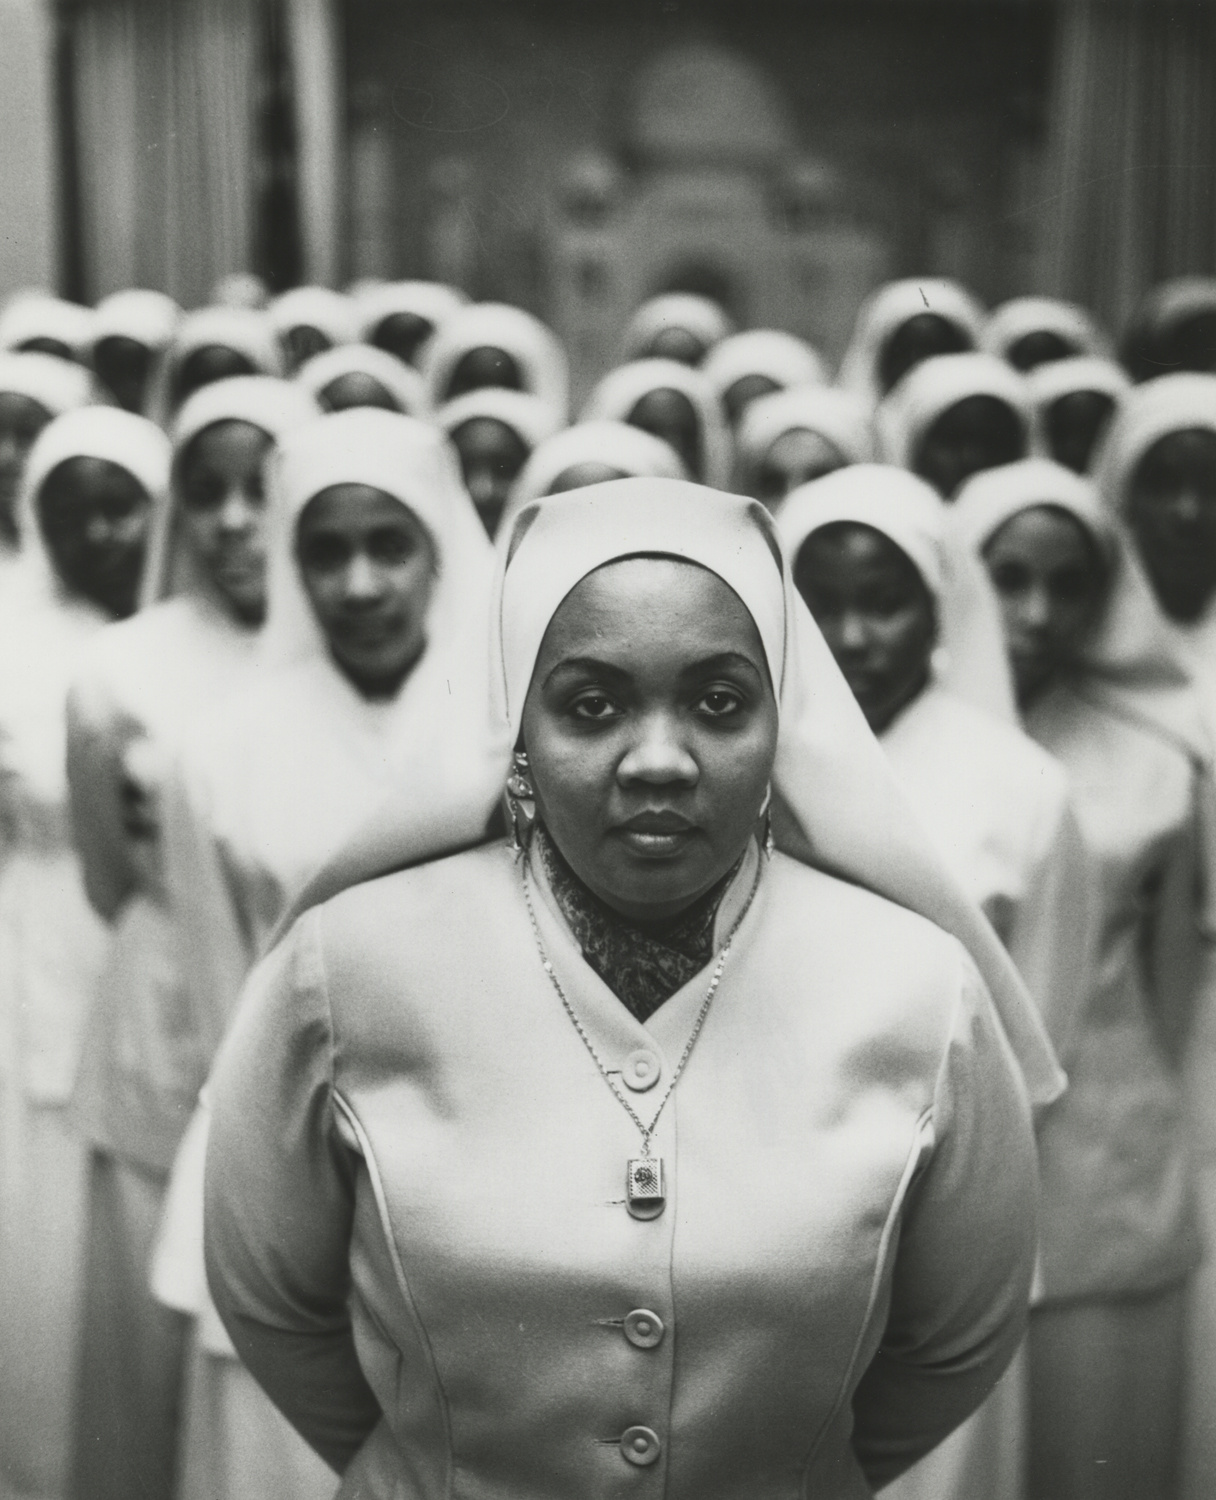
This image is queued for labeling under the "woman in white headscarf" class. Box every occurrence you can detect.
[0,290,95,365]
[203,476,1060,1500]
[354,279,468,369]
[296,344,428,418]
[777,462,1092,1500]
[878,351,1031,499]
[982,296,1113,373]
[149,306,283,427]
[583,358,733,489]
[1027,355,1130,474]
[956,457,1216,1500]
[420,301,568,414]
[155,408,501,1500]
[620,290,734,365]
[64,375,317,1500]
[1121,277,1216,384]
[0,352,95,579]
[700,328,827,425]
[735,385,874,506]
[839,277,986,411]
[268,287,358,374]
[436,387,564,536]
[0,406,169,1500]
[89,290,181,414]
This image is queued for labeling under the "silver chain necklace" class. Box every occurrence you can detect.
[521,852,759,1220]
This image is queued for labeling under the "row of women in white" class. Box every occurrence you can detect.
[0,270,1215,1500]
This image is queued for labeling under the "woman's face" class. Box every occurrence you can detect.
[173,344,258,408]
[296,484,437,698]
[547,461,627,495]
[0,392,52,541]
[95,335,153,413]
[38,456,150,618]
[754,428,846,506]
[645,326,707,366]
[628,388,702,480]
[1045,390,1115,474]
[982,505,1105,706]
[178,420,273,625]
[794,522,937,733]
[723,373,781,426]
[451,417,530,536]
[522,557,778,923]
[878,313,970,395]
[1007,330,1078,372]
[320,371,401,413]
[1125,428,1216,621]
[372,312,434,368]
[446,345,523,399]
[282,324,332,374]
[914,395,1025,498]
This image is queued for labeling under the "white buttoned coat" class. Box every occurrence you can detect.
[205,841,1038,1500]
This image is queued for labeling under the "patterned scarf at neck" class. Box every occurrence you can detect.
[535,825,741,1023]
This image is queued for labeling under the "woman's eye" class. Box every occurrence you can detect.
[182,480,223,512]
[298,535,349,571]
[697,688,742,717]
[569,692,620,721]
[368,529,416,565]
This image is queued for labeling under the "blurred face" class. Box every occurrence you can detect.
[1126,427,1216,621]
[0,392,52,541]
[645,326,707,366]
[914,395,1025,499]
[794,523,936,733]
[522,557,778,923]
[451,417,529,536]
[173,344,257,408]
[878,313,970,395]
[1007,330,1077,372]
[723,373,781,426]
[1172,312,1216,375]
[548,460,627,495]
[1046,390,1115,474]
[754,428,846,507]
[282,324,332,374]
[296,484,436,699]
[628,388,702,480]
[372,312,434,368]
[446,345,522,399]
[319,371,400,413]
[95,335,153,412]
[982,505,1106,706]
[38,457,150,618]
[177,420,273,625]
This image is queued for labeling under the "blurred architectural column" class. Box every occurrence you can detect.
[0,0,59,302]
[71,0,258,306]
[1036,0,1216,332]
[286,0,343,287]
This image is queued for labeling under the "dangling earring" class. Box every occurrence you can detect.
[505,749,536,856]
[759,783,775,861]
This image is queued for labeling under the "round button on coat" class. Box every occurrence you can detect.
[620,1426,662,1466]
[622,1047,661,1092]
[623,1309,665,1349]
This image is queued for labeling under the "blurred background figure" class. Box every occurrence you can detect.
[434,388,563,537]
[1122,280,1216,385]
[702,328,828,427]
[583,357,732,488]
[267,286,356,374]
[89,290,181,415]
[150,308,283,428]
[982,295,1112,373]
[735,385,874,504]
[420,302,568,414]
[1028,355,1130,474]
[0,293,94,366]
[839,278,986,410]
[619,290,734,365]
[353,281,467,369]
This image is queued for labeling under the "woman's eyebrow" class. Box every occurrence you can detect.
[543,655,632,687]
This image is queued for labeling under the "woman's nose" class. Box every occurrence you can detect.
[467,465,497,507]
[617,712,698,785]
[217,488,253,533]
[342,551,381,602]
[837,610,870,651]
[1019,585,1052,629]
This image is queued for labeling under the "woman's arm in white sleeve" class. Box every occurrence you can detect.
[204,914,381,1473]
[851,953,1038,1489]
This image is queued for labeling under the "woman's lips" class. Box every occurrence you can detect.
[614,813,696,857]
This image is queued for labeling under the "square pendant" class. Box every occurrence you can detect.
[627,1157,665,1219]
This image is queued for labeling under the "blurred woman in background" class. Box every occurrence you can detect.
[839,277,985,410]
[982,295,1112,373]
[735,385,873,505]
[701,327,827,426]
[421,301,568,415]
[89,290,180,415]
[296,344,428,417]
[1028,356,1130,475]
[149,307,283,427]
[583,357,732,488]
[267,287,357,375]
[435,387,564,537]
[0,292,95,366]
[1122,278,1216,384]
[354,280,467,370]
[619,290,733,365]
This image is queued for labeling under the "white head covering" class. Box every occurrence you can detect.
[1091,372,1216,518]
[295,344,429,417]
[91,289,181,354]
[283,477,1062,1107]
[421,303,569,415]
[0,291,95,362]
[1121,277,1216,381]
[435,387,564,456]
[355,280,469,345]
[702,331,828,412]
[877,351,1032,474]
[503,420,685,532]
[839,278,987,409]
[1026,356,1131,462]
[17,406,171,599]
[150,307,283,425]
[140,376,320,605]
[0,351,95,418]
[268,286,358,349]
[581,357,733,489]
[620,293,734,363]
[981,297,1112,366]
[774,464,1017,724]
[735,386,875,491]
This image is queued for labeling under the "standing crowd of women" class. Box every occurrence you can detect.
[2,267,1216,1500]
